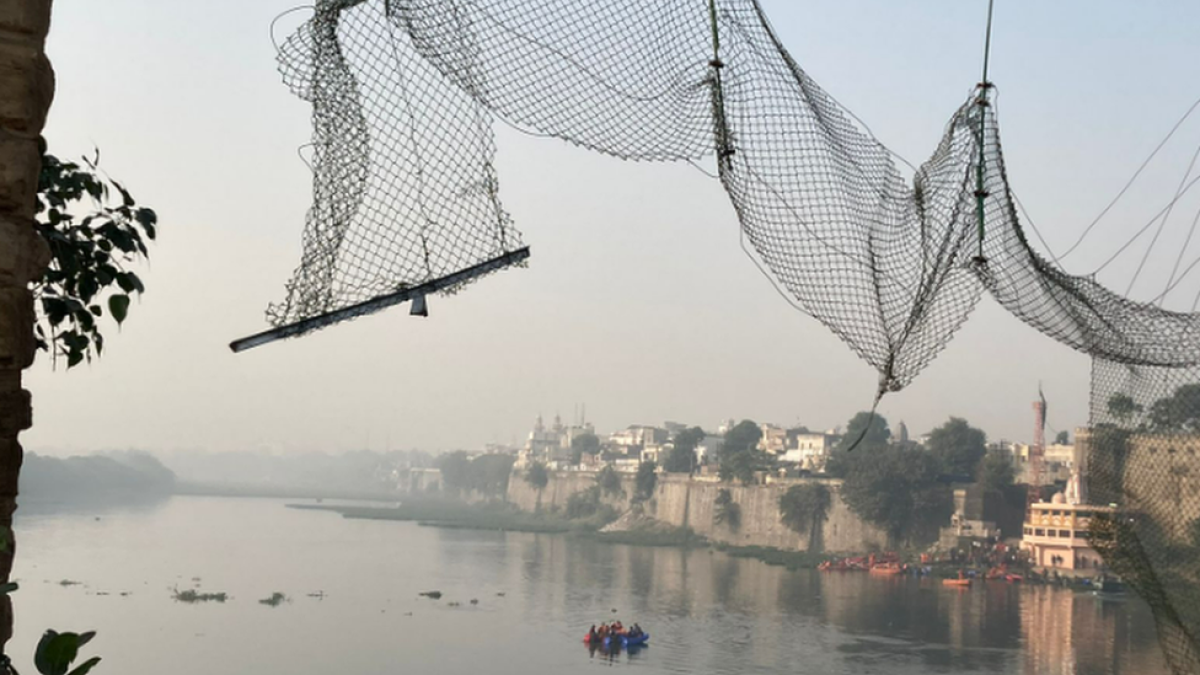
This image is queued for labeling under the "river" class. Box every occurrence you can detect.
[11,496,1170,674]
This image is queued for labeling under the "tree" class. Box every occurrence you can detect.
[596,464,624,498]
[1147,384,1200,433]
[1107,393,1142,425]
[779,483,831,551]
[436,451,473,494]
[719,420,768,484]
[977,448,1016,494]
[840,445,952,546]
[724,420,762,455]
[634,461,657,502]
[570,433,600,464]
[525,462,549,490]
[664,426,704,473]
[837,412,890,452]
[34,150,157,367]
[825,412,890,477]
[1054,430,1070,445]
[713,488,741,530]
[926,417,987,479]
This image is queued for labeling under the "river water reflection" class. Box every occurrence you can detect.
[12,497,1169,674]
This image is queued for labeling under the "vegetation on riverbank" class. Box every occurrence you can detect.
[714,544,832,570]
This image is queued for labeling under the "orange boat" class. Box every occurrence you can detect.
[942,578,971,587]
[869,563,904,575]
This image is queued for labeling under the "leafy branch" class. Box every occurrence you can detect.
[34,146,157,368]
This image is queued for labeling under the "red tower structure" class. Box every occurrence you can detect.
[1027,391,1047,513]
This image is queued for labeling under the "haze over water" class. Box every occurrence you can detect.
[11,497,1168,675]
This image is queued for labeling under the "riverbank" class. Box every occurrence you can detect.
[288,500,797,561]
[286,499,1110,590]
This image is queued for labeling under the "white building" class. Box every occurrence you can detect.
[517,414,594,468]
[781,433,833,470]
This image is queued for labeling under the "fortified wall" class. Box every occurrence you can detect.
[506,470,888,553]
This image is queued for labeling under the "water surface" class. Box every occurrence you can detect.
[11,496,1170,674]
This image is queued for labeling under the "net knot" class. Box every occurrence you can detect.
[709,58,725,69]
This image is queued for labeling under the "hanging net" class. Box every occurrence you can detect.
[266,1,1200,670]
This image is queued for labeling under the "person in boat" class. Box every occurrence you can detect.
[588,625,598,643]
[629,623,642,638]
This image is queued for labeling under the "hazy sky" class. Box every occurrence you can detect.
[25,0,1200,456]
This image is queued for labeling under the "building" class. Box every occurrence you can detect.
[517,414,595,469]
[1019,434,1112,572]
[1011,435,1082,485]
[780,433,833,471]
[1020,494,1112,571]
[939,484,999,548]
[758,424,788,456]
[608,425,668,457]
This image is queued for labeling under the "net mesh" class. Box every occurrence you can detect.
[272,1,1200,670]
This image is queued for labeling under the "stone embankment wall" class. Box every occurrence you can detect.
[506,470,888,553]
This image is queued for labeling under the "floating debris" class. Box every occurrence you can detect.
[448,601,461,607]
[469,598,479,605]
[419,591,442,599]
[258,592,288,607]
[172,588,228,603]
[495,592,506,597]
[58,580,81,587]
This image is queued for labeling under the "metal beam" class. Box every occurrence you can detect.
[229,246,529,353]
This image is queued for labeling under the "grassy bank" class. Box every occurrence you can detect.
[287,499,707,546]
[713,544,832,570]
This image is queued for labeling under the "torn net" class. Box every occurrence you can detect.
[272,1,1200,670]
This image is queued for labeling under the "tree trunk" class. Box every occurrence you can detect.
[0,0,54,661]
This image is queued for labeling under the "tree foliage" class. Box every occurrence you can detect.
[664,426,704,473]
[977,448,1016,494]
[566,485,606,519]
[525,461,549,490]
[839,445,951,546]
[570,433,601,464]
[437,452,515,497]
[596,464,624,498]
[719,420,768,484]
[1147,384,1200,433]
[1054,430,1070,445]
[35,149,157,368]
[779,483,831,550]
[1107,393,1142,424]
[634,461,657,501]
[926,417,987,479]
[825,412,890,477]
[713,488,740,530]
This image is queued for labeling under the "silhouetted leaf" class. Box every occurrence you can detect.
[108,295,129,325]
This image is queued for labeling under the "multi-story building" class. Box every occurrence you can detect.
[608,425,668,457]
[1020,494,1112,571]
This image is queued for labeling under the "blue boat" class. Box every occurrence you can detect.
[623,633,650,647]
[603,633,649,648]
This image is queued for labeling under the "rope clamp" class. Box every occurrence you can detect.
[709,58,724,69]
